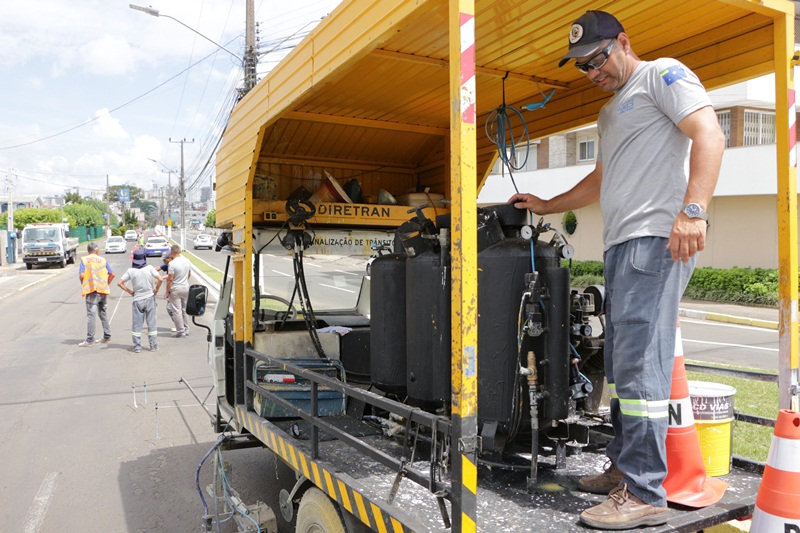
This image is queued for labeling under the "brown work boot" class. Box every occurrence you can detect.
[579,483,669,530]
[577,460,624,495]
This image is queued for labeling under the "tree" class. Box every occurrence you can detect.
[124,210,138,226]
[64,192,83,204]
[205,209,216,228]
[11,208,72,230]
[64,203,104,227]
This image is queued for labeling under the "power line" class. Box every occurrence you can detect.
[0,47,240,151]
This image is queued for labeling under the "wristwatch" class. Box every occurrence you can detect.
[681,203,709,222]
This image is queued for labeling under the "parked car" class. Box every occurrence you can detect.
[144,236,171,257]
[193,234,213,250]
[124,230,138,241]
[104,236,126,254]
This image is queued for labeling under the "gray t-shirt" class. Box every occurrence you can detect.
[121,265,160,302]
[597,59,712,250]
[168,255,192,289]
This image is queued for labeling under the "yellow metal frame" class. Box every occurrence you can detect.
[764,0,799,411]
[214,1,800,531]
[449,0,479,529]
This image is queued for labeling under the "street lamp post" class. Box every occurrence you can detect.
[129,2,257,93]
[148,158,177,240]
[129,4,243,64]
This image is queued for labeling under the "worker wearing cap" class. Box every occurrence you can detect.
[117,249,162,353]
[165,244,192,337]
[509,10,724,530]
[159,250,177,333]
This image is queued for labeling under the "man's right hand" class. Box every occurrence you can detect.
[508,193,548,214]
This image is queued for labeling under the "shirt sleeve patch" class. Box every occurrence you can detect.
[660,65,687,86]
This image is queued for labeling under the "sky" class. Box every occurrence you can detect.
[0,0,342,202]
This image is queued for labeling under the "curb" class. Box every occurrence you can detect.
[189,264,220,301]
[679,308,778,330]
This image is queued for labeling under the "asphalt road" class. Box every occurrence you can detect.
[679,317,778,371]
[187,236,369,311]
[0,241,274,533]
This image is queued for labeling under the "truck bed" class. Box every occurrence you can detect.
[261,414,760,532]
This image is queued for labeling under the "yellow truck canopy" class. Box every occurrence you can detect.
[216,0,792,230]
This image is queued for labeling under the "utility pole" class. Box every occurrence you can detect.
[160,169,173,237]
[170,138,194,249]
[106,174,110,237]
[243,0,258,94]
[5,169,15,233]
[6,169,16,263]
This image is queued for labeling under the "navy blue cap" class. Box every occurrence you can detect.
[559,11,624,67]
[132,249,147,268]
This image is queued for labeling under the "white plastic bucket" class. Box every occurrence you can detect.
[688,381,736,476]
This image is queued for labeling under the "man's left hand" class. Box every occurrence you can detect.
[667,214,707,263]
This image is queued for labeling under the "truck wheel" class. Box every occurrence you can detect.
[68,252,75,265]
[59,258,66,268]
[296,487,346,533]
[26,263,32,270]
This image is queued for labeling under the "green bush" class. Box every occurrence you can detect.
[567,260,604,278]
[565,261,782,307]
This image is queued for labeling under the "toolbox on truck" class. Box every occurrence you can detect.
[252,358,346,419]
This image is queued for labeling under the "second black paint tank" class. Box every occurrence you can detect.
[406,250,451,405]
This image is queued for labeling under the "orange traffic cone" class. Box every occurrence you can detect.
[750,409,800,532]
[663,321,728,507]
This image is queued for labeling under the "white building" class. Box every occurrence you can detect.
[478,75,796,269]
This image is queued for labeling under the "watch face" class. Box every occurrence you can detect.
[684,204,701,217]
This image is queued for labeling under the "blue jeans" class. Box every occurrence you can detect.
[131,296,158,349]
[85,292,111,343]
[603,237,695,506]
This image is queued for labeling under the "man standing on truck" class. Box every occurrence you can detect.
[117,249,162,353]
[78,242,115,347]
[509,10,724,530]
[165,244,191,337]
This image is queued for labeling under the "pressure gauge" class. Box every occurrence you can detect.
[560,244,574,259]
[520,225,534,240]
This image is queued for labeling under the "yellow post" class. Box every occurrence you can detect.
[449,0,479,530]
[772,7,799,411]
[231,253,247,405]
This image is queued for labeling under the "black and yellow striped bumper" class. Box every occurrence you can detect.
[235,406,421,532]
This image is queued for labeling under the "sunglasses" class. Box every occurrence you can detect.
[575,39,616,74]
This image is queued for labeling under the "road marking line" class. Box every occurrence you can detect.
[320,283,354,293]
[680,318,776,333]
[271,270,292,277]
[24,471,60,533]
[334,269,358,276]
[109,290,127,323]
[683,338,778,352]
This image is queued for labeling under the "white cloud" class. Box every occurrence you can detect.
[80,35,137,77]
[130,135,165,162]
[91,109,129,139]
[0,0,343,201]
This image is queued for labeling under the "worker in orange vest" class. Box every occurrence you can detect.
[78,241,115,347]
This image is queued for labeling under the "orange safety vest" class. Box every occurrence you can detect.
[80,254,111,296]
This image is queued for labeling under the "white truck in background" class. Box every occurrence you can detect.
[21,223,79,269]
